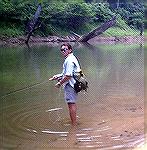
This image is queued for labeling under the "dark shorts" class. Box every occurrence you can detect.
[64,83,78,103]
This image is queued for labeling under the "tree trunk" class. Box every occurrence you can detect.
[78,16,116,42]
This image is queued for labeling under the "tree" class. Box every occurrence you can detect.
[78,16,116,42]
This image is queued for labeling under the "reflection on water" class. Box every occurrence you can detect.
[0,42,144,149]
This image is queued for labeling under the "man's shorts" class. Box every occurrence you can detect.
[64,83,78,103]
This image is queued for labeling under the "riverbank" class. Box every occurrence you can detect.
[0,35,144,46]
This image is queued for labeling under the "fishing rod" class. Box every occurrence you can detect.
[1,79,49,99]
[1,74,62,98]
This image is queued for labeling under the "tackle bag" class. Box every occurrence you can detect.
[73,71,88,93]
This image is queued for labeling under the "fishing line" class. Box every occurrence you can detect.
[1,80,49,99]
[52,87,63,124]
[45,85,63,124]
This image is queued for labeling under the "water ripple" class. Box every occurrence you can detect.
[1,100,145,150]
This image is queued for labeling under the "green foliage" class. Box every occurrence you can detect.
[0,22,24,37]
[41,2,95,33]
[115,14,131,31]
[105,27,139,37]
[0,27,23,37]
[61,3,94,29]
[0,0,31,20]
[114,2,144,30]
[0,0,144,37]
[0,0,40,36]
[92,2,114,22]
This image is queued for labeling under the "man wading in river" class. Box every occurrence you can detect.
[49,43,81,126]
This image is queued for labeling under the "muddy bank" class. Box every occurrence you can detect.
[88,35,144,44]
[0,35,77,46]
[0,35,144,46]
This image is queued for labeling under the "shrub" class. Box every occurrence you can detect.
[114,2,144,30]
[92,3,115,23]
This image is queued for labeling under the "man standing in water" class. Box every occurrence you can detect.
[49,43,81,126]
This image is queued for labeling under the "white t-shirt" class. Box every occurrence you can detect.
[62,53,81,87]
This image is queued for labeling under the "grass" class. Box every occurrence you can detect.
[0,25,24,37]
[104,27,140,37]
[0,21,142,38]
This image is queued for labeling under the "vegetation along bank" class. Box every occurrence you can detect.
[0,0,145,44]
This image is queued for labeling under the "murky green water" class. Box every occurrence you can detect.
[0,42,144,149]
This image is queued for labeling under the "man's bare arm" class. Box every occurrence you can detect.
[55,75,71,88]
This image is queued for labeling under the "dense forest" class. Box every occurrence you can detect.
[0,0,145,38]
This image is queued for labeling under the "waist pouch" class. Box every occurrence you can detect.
[74,76,88,93]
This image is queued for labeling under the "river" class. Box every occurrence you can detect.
[0,42,145,149]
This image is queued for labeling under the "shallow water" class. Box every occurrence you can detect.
[0,42,145,149]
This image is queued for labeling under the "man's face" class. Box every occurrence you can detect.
[60,45,72,57]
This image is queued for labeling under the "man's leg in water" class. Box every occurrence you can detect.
[64,84,78,126]
[68,103,77,126]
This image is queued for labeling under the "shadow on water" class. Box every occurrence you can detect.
[0,42,145,149]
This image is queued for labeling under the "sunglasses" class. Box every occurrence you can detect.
[61,48,68,52]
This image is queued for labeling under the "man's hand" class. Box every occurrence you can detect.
[55,82,61,88]
[49,75,59,81]
[54,75,71,88]
[49,76,56,81]
[49,74,63,81]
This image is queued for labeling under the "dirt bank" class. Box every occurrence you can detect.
[0,35,144,46]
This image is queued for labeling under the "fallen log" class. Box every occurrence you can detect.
[78,16,116,42]
[25,3,42,44]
